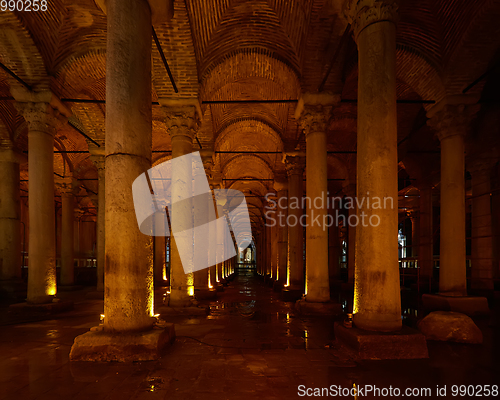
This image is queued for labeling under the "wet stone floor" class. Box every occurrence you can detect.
[0,270,499,399]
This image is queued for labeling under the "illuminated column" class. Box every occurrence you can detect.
[163,101,200,306]
[408,211,419,258]
[15,99,68,304]
[343,182,356,284]
[345,0,401,331]
[103,0,153,331]
[274,175,288,285]
[469,159,495,291]
[285,155,304,290]
[0,139,22,281]
[271,207,279,280]
[89,144,105,291]
[427,100,479,296]
[417,182,434,280]
[328,183,341,283]
[296,94,337,303]
[58,178,76,286]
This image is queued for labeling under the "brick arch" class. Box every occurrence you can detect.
[222,153,273,180]
[201,51,300,101]
[443,0,500,94]
[0,12,47,87]
[342,46,446,105]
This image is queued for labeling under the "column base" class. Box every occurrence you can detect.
[194,288,217,300]
[281,288,303,302]
[168,289,194,307]
[422,294,490,317]
[418,311,483,344]
[334,322,428,359]
[215,283,224,292]
[9,299,73,316]
[295,299,342,316]
[69,323,175,362]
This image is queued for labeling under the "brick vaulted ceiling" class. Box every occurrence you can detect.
[1,0,500,229]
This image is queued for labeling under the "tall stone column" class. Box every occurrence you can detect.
[417,182,434,281]
[284,155,304,292]
[408,211,419,258]
[296,94,337,303]
[343,182,357,284]
[103,0,153,331]
[57,177,77,286]
[344,0,401,331]
[427,100,479,296]
[275,174,288,286]
[163,101,200,306]
[328,211,341,283]
[0,139,22,282]
[16,100,67,304]
[469,159,495,291]
[89,144,105,291]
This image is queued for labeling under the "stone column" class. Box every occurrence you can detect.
[417,182,434,281]
[57,177,77,286]
[344,0,401,331]
[296,94,337,303]
[343,182,357,284]
[284,155,304,292]
[163,101,200,306]
[427,100,479,296]
[0,139,22,282]
[408,211,419,258]
[275,174,288,286]
[328,211,341,284]
[271,207,279,280]
[16,101,66,304]
[103,0,154,331]
[469,159,495,292]
[89,144,105,291]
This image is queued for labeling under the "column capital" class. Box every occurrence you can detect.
[56,177,79,196]
[343,0,399,41]
[273,172,288,192]
[284,155,305,177]
[427,97,480,141]
[0,139,24,163]
[295,92,340,136]
[160,98,202,141]
[467,156,498,176]
[89,142,106,172]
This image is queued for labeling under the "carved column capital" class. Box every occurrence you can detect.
[295,92,339,136]
[343,0,399,41]
[161,100,201,141]
[285,155,305,177]
[16,102,65,135]
[273,172,288,192]
[427,99,480,142]
[56,177,79,196]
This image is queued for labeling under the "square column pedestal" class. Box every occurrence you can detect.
[422,294,490,318]
[70,322,175,362]
[334,323,428,360]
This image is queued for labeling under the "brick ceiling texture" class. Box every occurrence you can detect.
[1,0,500,230]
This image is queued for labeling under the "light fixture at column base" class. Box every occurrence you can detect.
[422,294,490,318]
[69,323,175,362]
[334,322,429,360]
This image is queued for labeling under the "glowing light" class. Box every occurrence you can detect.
[162,265,167,281]
[153,313,160,318]
[100,314,105,322]
[208,270,213,289]
[188,286,194,296]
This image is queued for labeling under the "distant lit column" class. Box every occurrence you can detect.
[408,211,419,258]
[285,155,305,290]
[274,174,288,285]
[469,159,495,291]
[164,101,200,306]
[0,139,22,281]
[89,145,105,291]
[296,94,337,303]
[342,182,356,284]
[58,177,76,286]
[16,99,68,304]
[328,181,341,283]
[417,182,433,280]
[427,100,479,296]
[345,0,401,331]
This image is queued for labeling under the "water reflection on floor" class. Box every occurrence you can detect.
[0,270,498,399]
